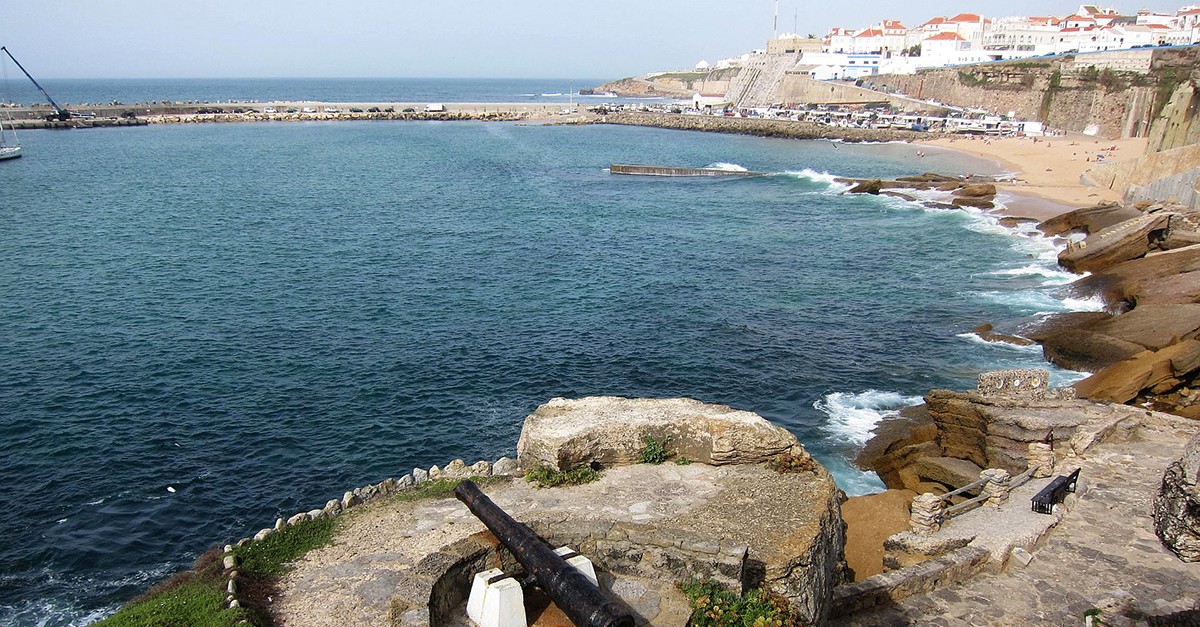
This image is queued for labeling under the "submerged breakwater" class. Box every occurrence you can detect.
[0,120,1088,625]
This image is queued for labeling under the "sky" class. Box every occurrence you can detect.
[0,1,1193,80]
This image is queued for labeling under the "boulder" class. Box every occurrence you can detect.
[492,457,518,475]
[1154,432,1200,562]
[1058,213,1172,274]
[971,323,1033,347]
[441,459,469,478]
[881,190,917,202]
[412,468,429,484]
[1041,328,1148,372]
[1037,202,1143,237]
[951,197,995,209]
[912,456,984,492]
[952,183,996,198]
[1075,340,1200,403]
[848,179,883,194]
[516,396,806,471]
[1072,244,1200,307]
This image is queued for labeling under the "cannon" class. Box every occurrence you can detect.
[454,480,634,627]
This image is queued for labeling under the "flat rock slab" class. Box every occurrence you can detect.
[516,396,805,470]
[275,462,839,627]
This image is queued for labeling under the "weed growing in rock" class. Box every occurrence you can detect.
[768,453,816,474]
[639,435,671,464]
[524,464,601,488]
[675,456,693,465]
[678,578,803,627]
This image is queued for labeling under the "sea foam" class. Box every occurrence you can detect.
[813,390,924,446]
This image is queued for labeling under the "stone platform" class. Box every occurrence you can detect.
[274,461,843,626]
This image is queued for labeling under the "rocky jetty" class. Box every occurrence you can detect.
[838,172,999,210]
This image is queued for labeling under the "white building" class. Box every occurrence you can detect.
[795,52,884,79]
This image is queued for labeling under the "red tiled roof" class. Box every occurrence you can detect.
[949,13,990,23]
[856,28,884,38]
[926,32,966,41]
[921,17,947,27]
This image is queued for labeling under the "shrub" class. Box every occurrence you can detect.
[525,464,601,488]
[768,453,816,474]
[639,435,671,464]
[678,579,804,627]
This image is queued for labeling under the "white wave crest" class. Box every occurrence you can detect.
[985,264,1078,285]
[974,290,1107,313]
[814,390,924,446]
[781,168,848,191]
[705,162,748,172]
[955,332,1043,352]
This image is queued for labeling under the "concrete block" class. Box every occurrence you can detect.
[555,546,598,585]
[466,568,504,625]
[1010,547,1034,567]
[479,577,525,627]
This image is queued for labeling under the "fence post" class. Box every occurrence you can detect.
[910,492,944,535]
[980,469,1012,507]
[1027,442,1054,478]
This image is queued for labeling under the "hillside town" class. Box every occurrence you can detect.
[684,3,1200,81]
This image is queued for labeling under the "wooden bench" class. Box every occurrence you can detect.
[1031,468,1081,514]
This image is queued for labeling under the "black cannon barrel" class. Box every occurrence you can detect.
[454,480,634,627]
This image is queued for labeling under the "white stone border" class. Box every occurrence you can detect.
[219,456,520,611]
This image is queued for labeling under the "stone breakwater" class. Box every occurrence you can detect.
[146,110,534,125]
[216,454,520,614]
[599,112,934,143]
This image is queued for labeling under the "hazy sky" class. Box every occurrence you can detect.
[0,1,1192,80]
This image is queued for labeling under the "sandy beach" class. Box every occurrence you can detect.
[920,133,1148,219]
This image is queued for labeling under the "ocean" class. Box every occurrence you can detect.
[0,77,660,108]
[0,100,1095,625]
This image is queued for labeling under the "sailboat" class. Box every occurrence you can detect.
[0,116,20,161]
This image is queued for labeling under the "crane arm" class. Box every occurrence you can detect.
[1,46,70,120]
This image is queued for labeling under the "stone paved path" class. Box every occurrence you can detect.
[835,420,1200,626]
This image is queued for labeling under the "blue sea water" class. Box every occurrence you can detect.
[0,117,1095,625]
[0,77,660,108]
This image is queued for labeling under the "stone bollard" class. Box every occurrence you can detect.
[1027,442,1054,478]
[910,493,945,535]
[981,468,1012,507]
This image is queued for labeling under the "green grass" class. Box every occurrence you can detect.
[525,464,601,488]
[233,516,338,578]
[94,549,248,627]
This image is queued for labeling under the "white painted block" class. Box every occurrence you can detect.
[467,568,504,625]
[480,577,526,627]
[554,546,598,586]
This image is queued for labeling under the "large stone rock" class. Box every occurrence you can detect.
[912,457,984,492]
[1154,432,1200,562]
[1074,340,1200,403]
[1021,311,1114,342]
[1088,303,1200,350]
[1058,213,1172,274]
[952,183,996,198]
[516,396,805,471]
[1072,244,1200,307]
[848,179,884,194]
[1041,328,1149,372]
[1037,202,1143,237]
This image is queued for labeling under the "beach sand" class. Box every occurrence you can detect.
[920,133,1147,218]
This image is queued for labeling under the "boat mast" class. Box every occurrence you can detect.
[0,46,70,121]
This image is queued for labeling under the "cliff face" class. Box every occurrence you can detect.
[1154,431,1200,562]
[595,68,740,99]
[864,49,1197,139]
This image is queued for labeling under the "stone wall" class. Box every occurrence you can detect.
[775,74,942,112]
[829,546,991,617]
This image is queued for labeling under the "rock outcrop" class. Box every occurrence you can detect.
[1155,432,1200,562]
[860,373,1187,494]
[516,396,806,471]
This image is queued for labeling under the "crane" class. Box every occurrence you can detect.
[1,46,71,121]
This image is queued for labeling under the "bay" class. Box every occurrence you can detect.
[0,119,1086,625]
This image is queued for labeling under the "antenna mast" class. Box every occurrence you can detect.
[774,0,779,37]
